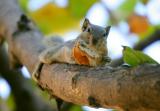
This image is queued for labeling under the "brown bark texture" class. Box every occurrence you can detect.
[0,0,160,111]
[0,44,55,111]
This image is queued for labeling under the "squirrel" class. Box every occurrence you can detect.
[32,18,111,82]
[32,18,111,111]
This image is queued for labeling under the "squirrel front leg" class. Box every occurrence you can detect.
[78,40,100,58]
[32,46,62,82]
[32,61,43,82]
[32,45,75,82]
[103,56,111,63]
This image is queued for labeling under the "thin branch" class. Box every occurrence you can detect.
[0,0,160,111]
[134,29,160,50]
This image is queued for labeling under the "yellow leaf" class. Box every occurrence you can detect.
[128,13,149,35]
[29,3,80,34]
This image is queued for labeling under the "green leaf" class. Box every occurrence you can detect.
[30,3,80,34]
[68,0,97,18]
[139,25,155,40]
[18,0,29,12]
[6,94,15,111]
[114,0,137,21]
[123,46,159,66]
[70,105,83,111]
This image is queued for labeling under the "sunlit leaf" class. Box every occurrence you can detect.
[68,0,97,18]
[123,46,158,67]
[6,94,15,111]
[128,13,150,35]
[18,0,29,12]
[139,25,155,40]
[70,105,83,111]
[30,3,80,34]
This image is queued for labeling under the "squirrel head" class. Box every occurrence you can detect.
[81,18,111,46]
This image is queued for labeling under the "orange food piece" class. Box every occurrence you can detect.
[128,14,149,34]
[72,46,89,65]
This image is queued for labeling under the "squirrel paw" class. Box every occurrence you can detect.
[32,62,43,82]
[32,70,39,82]
[79,41,100,58]
[103,56,111,63]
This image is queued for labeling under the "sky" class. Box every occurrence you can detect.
[0,0,160,111]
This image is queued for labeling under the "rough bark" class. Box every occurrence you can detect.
[0,0,160,111]
[0,44,55,111]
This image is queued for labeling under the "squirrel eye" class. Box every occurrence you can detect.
[87,28,91,32]
[103,33,106,37]
[82,27,87,31]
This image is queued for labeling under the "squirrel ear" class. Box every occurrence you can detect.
[105,26,111,32]
[82,18,91,31]
[105,26,111,37]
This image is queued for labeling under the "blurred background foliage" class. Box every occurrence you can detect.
[19,0,97,34]
[17,0,159,36]
[0,0,160,111]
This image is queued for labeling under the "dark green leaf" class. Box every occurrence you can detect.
[123,46,159,66]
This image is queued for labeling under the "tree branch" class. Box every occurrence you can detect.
[0,0,160,111]
[134,29,160,50]
[0,44,56,111]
